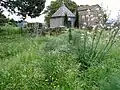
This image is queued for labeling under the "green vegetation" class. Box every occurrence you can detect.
[64,13,68,27]
[0,0,46,19]
[0,25,120,90]
[74,10,79,28]
[0,12,9,26]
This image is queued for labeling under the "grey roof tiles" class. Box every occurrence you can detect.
[52,3,75,18]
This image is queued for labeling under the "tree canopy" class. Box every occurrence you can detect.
[0,11,8,26]
[44,0,78,27]
[64,13,68,27]
[0,0,46,19]
[74,10,79,28]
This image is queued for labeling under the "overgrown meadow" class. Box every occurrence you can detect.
[0,24,120,90]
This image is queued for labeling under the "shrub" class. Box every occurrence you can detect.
[0,24,26,35]
[67,29,119,70]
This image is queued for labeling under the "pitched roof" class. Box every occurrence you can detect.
[52,3,75,18]
[78,4,101,11]
[78,5,90,11]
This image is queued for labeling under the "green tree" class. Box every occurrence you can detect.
[0,12,8,26]
[0,0,46,19]
[64,13,68,27]
[103,14,108,24]
[9,19,17,26]
[74,10,79,28]
[44,0,78,27]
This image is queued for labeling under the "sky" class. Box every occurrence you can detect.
[3,0,120,23]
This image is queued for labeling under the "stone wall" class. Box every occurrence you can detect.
[78,4,104,29]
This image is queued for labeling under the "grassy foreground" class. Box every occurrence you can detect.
[0,26,120,90]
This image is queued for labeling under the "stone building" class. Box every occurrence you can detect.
[50,3,75,28]
[78,4,104,28]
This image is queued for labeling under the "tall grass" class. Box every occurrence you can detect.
[0,24,26,35]
[67,28,119,70]
[0,25,120,90]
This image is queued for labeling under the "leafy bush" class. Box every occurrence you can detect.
[0,24,26,35]
[69,29,119,70]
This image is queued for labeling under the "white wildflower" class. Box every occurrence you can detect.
[87,31,91,35]
[86,15,89,17]
[82,26,86,29]
[82,16,85,19]
[107,26,111,29]
[81,33,84,36]
[100,24,103,27]
[111,23,114,27]
[83,22,87,25]
[81,36,84,39]
[91,18,94,21]
[106,32,110,36]
[87,9,90,12]
[115,27,119,29]
[90,15,94,17]
[92,25,97,29]
[98,14,102,16]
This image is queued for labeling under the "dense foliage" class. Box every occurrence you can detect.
[0,13,17,26]
[74,10,79,28]
[0,0,46,19]
[64,13,68,27]
[0,12,9,26]
[0,25,120,89]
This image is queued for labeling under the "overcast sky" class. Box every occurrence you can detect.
[3,0,120,23]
